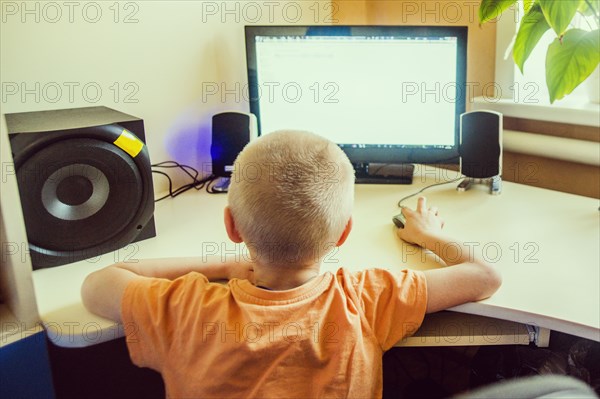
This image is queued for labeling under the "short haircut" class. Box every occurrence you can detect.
[228,130,355,265]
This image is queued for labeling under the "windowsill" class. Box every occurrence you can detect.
[472,97,600,127]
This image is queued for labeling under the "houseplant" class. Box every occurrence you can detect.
[479,0,599,103]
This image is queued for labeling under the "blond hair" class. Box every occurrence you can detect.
[228,130,355,265]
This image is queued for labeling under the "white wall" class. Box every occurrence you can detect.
[0,113,40,329]
[1,0,328,193]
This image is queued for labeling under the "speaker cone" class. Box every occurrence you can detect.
[10,123,154,269]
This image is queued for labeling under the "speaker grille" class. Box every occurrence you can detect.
[211,112,251,177]
[6,108,156,270]
[460,111,502,178]
[16,138,144,253]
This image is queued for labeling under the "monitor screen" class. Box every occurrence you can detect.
[245,26,467,180]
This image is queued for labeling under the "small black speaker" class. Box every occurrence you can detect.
[458,110,503,194]
[211,112,257,177]
[6,106,156,269]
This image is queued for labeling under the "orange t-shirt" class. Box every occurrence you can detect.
[122,268,427,398]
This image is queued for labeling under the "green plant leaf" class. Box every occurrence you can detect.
[578,0,600,16]
[513,4,551,73]
[546,29,600,103]
[523,0,535,13]
[539,0,582,36]
[479,0,518,24]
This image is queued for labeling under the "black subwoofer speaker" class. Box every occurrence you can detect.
[6,106,156,269]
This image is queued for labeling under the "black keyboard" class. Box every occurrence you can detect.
[355,175,413,184]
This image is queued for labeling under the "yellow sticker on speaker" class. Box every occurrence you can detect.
[113,129,144,158]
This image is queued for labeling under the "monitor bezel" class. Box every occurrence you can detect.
[245,25,467,166]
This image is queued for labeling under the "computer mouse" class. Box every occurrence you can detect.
[392,212,406,229]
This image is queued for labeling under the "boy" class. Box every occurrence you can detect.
[82,130,501,398]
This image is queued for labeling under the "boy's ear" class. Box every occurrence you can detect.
[336,217,353,247]
[224,207,244,243]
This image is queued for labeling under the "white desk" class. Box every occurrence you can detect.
[32,167,600,347]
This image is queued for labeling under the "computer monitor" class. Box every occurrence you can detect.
[245,25,467,183]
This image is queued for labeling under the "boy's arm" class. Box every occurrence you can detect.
[397,197,502,314]
[81,257,254,322]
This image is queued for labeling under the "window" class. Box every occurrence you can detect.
[481,1,599,126]
[512,4,598,105]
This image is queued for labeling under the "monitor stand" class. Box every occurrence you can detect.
[354,163,415,184]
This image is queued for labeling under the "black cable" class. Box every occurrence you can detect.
[206,177,227,194]
[152,161,202,183]
[397,176,464,207]
[151,170,175,202]
[151,161,218,202]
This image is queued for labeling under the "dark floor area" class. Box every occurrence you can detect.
[382,331,600,399]
[47,331,599,398]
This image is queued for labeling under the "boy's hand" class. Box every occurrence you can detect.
[395,197,502,313]
[396,197,444,245]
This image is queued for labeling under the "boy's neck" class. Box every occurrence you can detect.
[253,260,321,291]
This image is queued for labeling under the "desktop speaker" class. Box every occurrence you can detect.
[5,106,156,270]
[211,112,257,177]
[459,110,502,178]
[458,110,503,195]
